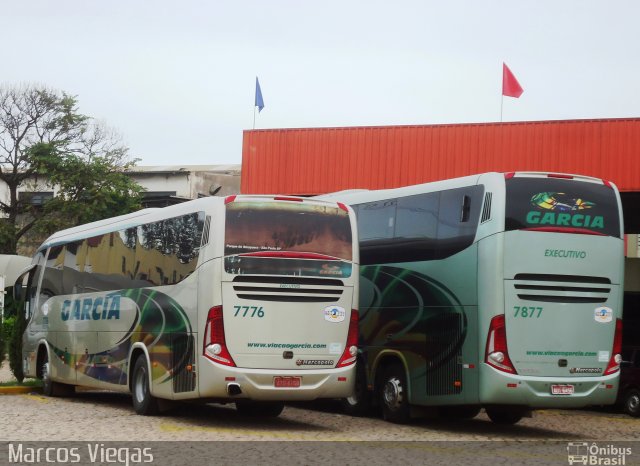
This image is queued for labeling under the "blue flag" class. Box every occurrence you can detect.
[255,77,265,112]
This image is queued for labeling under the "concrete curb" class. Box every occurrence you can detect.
[0,386,42,395]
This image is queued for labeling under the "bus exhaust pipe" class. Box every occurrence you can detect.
[227,383,242,396]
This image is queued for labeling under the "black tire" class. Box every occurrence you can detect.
[235,401,285,417]
[485,407,524,425]
[131,357,159,416]
[622,389,640,417]
[341,363,372,416]
[439,405,482,420]
[40,351,74,397]
[379,363,411,424]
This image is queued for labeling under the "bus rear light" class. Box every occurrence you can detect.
[337,202,349,213]
[336,310,359,368]
[203,306,236,367]
[485,315,517,374]
[504,172,515,180]
[224,195,237,204]
[602,179,613,188]
[603,318,623,375]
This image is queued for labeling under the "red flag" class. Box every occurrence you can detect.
[502,63,523,98]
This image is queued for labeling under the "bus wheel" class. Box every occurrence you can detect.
[132,357,159,416]
[380,363,411,424]
[623,389,640,417]
[341,363,371,416]
[235,401,285,417]
[41,354,54,396]
[40,352,73,397]
[485,407,524,425]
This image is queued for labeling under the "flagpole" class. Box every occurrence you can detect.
[253,106,256,130]
[500,94,504,122]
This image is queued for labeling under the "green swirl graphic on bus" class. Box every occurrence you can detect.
[531,192,595,212]
[50,288,193,386]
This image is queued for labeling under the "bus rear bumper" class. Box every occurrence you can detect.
[479,367,619,408]
[197,364,356,401]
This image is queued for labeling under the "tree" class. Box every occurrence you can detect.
[0,84,143,253]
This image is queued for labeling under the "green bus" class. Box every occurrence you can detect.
[322,172,624,424]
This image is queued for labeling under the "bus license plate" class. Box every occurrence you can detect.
[274,376,301,388]
[551,384,574,395]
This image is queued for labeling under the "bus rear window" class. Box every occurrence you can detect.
[505,178,621,237]
[224,201,353,277]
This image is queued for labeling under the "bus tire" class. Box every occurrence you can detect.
[485,407,524,425]
[622,389,640,417]
[235,401,285,417]
[379,363,411,424]
[131,357,159,416]
[40,352,74,397]
[341,363,372,416]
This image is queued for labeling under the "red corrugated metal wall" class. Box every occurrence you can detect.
[241,118,640,195]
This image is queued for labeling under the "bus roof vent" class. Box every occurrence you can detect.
[201,215,212,246]
[481,192,492,223]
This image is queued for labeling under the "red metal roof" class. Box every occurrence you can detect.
[241,118,640,195]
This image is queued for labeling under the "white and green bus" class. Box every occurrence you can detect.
[16,195,359,416]
[321,172,623,424]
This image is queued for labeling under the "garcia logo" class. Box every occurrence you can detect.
[324,305,346,323]
[61,292,127,321]
[594,307,613,323]
[527,192,604,229]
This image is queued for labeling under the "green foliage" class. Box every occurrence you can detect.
[8,310,25,382]
[1,316,15,362]
[33,142,143,234]
[0,292,20,364]
[0,85,143,253]
[0,319,4,364]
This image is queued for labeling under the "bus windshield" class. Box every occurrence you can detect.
[224,201,353,277]
[505,177,621,237]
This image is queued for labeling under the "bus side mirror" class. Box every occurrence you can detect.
[13,282,23,301]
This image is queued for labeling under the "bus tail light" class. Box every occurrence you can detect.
[336,310,359,368]
[203,306,236,367]
[603,318,623,375]
[485,315,517,374]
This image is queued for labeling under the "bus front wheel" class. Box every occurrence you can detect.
[132,357,159,416]
[40,351,73,397]
[379,363,411,424]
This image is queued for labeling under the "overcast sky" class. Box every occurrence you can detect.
[3,1,639,166]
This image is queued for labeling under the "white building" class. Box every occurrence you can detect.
[13,164,241,208]
[123,164,241,206]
